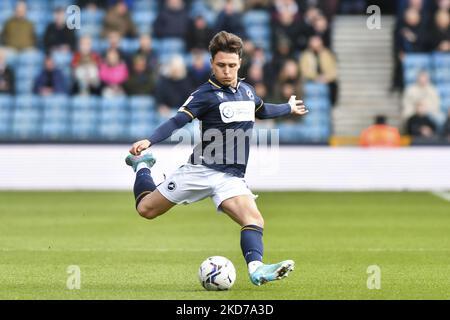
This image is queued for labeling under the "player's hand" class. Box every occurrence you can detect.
[288,95,309,115]
[129,139,151,156]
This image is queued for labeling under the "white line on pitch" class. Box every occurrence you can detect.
[431,191,450,202]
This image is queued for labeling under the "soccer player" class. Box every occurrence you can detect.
[125,31,308,286]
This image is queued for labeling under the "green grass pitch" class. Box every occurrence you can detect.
[0,191,449,300]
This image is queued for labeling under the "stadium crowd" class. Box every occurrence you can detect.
[393,0,450,143]
[0,0,448,144]
[0,0,341,117]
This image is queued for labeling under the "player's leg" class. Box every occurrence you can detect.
[125,153,176,219]
[220,195,294,286]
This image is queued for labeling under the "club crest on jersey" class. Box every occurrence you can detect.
[167,181,176,191]
[221,106,234,119]
[246,89,254,100]
[216,92,224,100]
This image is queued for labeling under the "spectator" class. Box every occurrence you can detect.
[406,100,438,138]
[244,0,271,10]
[206,0,244,13]
[264,36,294,85]
[427,9,450,52]
[214,0,246,39]
[303,6,322,36]
[271,0,307,53]
[102,0,137,38]
[312,14,331,49]
[339,0,367,14]
[99,48,129,97]
[299,35,338,105]
[273,59,302,107]
[156,55,193,117]
[359,115,402,147]
[77,0,109,8]
[105,31,128,62]
[1,1,36,52]
[44,7,77,53]
[187,50,211,88]
[185,15,215,52]
[0,49,15,94]
[402,71,442,123]
[442,107,450,142]
[239,40,256,79]
[396,8,426,53]
[134,34,159,72]
[153,0,190,39]
[33,55,68,95]
[123,55,155,95]
[72,36,102,95]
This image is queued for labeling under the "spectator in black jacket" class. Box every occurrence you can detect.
[153,0,190,39]
[133,34,159,72]
[124,54,155,95]
[396,8,427,53]
[185,15,214,52]
[156,55,193,118]
[406,101,437,138]
[214,0,246,39]
[33,55,69,95]
[44,7,77,53]
[0,49,15,94]
[427,9,450,52]
[187,49,211,88]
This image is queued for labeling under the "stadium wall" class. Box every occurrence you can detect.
[1,145,449,191]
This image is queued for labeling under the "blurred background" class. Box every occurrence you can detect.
[0,0,449,190]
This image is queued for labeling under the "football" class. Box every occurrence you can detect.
[198,256,236,291]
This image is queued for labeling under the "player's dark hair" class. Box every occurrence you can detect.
[208,31,243,59]
[375,115,386,125]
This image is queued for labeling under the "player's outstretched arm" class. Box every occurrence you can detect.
[255,95,308,120]
[129,111,192,155]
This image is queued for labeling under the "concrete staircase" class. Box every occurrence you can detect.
[331,15,401,136]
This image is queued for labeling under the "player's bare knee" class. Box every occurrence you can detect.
[137,204,158,220]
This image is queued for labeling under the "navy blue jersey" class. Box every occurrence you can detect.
[178,75,265,178]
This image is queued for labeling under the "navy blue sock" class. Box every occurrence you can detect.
[133,168,156,207]
[240,225,264,264]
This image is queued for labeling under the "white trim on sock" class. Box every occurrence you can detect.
[136,162,149,172]
[248,261,263,274]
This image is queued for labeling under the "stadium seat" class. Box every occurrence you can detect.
[120,38,141,55]
[157,38,186,56]
[433,68,450,84]
[81,8,105,25]
[98,97,129,140]
[243,10,270,28]
[51,0,72,9]
[132,10,157,27]
[17,50,45,66]
[41,95,70,140]
[12,95,42,140]
[71,95,99,109]
[304,97,331,111]
[278,124,304,144]
[403,54,432,85]
[129,96,156,110]
[0,95,13,139]
[70,96,100,140]
[304,82,330,97]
